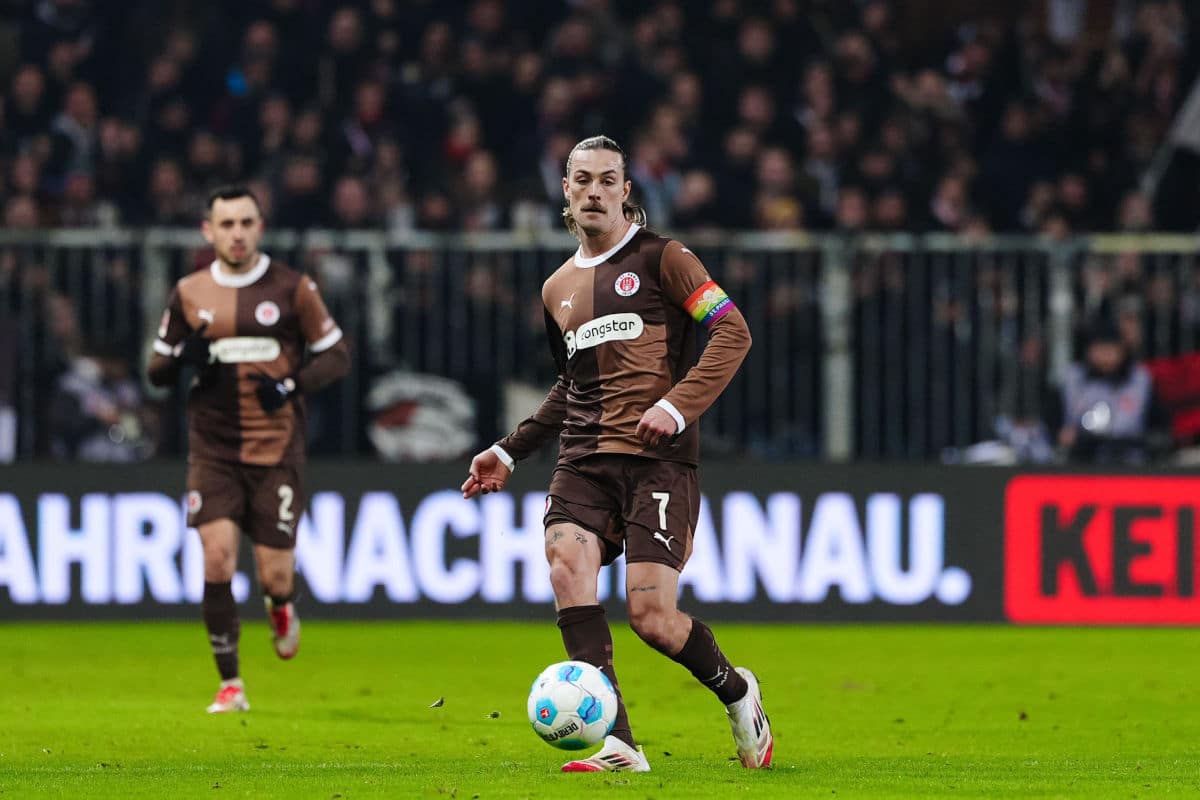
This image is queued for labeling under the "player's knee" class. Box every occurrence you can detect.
[547,552,592,600]
[548,559,581,596]
[203,548,236,580]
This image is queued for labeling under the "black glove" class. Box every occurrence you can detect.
[173,323,213,368]
[253,374,296,413]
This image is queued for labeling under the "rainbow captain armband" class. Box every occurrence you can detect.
[683,280,735,327]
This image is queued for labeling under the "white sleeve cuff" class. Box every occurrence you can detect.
[655,398,686,434]
[489,444,515,471]
[153,339,174,356]
[310,326,344,353]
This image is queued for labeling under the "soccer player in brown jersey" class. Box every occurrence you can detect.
[148,186,350,713]
[462,136,773,772]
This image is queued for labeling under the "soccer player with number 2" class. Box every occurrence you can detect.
[462,136,773,772]
[148,186,349,713]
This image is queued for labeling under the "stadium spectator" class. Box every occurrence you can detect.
[274,154,325,229]
[927,174,971,232]
[6,64,52,152]
[47,80,97,183]
[55,170,107,226]
[629,133,681,228]
[835,185,870,233]
[1,0,1194,233]
[456,149,505,231]
[3,194,40,228]
[94,116,142,221]
[2,0,1199,465]
[872,188,909,231]
[143,158,192,225]
[330,174,375,229]
[671,168,720,230]
[48,344,154,462]
[1058,316,1166,464]
[1117,189,1155,231]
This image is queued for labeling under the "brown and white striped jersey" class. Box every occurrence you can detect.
[496,224,751,467]
[151,255,343,466]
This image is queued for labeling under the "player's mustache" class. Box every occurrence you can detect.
[582,205,604,212]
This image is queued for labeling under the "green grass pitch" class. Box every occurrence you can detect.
[1,621,1197,798]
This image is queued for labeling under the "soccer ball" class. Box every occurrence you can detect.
[527,660,618,750]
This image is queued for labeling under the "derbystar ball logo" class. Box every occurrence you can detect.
[545,720,580,741]
[539,707,551,720]
[1005,476,1200,624]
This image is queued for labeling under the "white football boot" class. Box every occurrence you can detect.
[725,667,774,768]
[206,679,249,713]
[264,597,300,659]
[561,735,651,773]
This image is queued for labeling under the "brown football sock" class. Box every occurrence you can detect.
[203,581,240,681]
[670,618,748,705]
[557,604,635,748]
[266,590,294,607]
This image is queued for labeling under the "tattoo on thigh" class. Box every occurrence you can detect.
[629,584,657,593]
[547,530,565,544]
[573,532,590,545]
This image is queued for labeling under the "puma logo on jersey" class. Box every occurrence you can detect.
[560,293,575,310]
[652,531,675,552]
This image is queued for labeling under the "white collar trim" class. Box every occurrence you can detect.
[211,253,270,288]
[574,224,641,268]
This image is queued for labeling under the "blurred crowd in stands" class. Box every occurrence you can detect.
[1,0,1197,236]
[2,0,1199,464]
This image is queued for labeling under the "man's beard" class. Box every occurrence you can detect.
[223,249,251,267]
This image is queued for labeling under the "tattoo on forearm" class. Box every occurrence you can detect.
[629,585,657,593]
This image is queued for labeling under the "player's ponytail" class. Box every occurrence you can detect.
[562,135,645,240]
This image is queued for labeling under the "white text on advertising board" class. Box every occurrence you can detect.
[0,491,971,606]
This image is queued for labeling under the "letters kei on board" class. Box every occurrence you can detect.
[1005,476,1200,624]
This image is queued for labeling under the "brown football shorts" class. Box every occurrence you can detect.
[543,454,700,571]
[186,458,303,549]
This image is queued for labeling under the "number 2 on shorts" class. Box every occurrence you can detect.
[651,491,670,531]
[278,485,295,522]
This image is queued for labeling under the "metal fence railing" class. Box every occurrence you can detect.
[1,229,1196,462]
